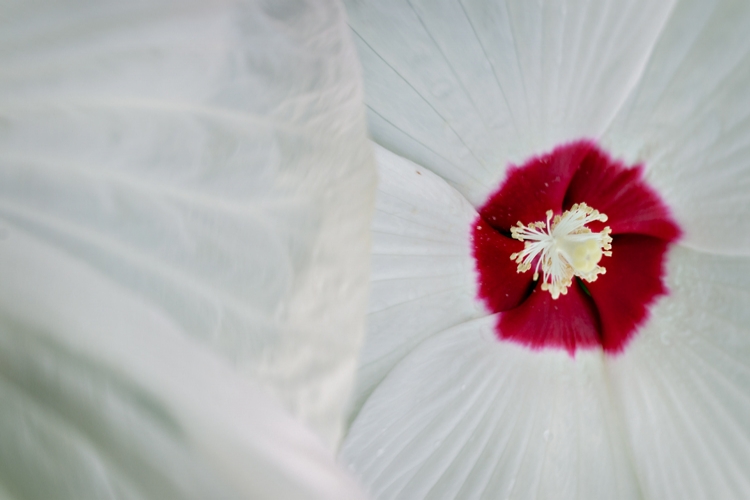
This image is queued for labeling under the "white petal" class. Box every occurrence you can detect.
[342,317,638,500]
[0,227,366,500]
[345,0,674,205]
[351,144,484,419]
[607,246,750,499]
[0,0,376,446]
[602,0,750,254]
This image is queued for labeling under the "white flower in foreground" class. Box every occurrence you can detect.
[341,0,750,499]
[0,0,374,497]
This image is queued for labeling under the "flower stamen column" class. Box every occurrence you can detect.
[510,203,612,299]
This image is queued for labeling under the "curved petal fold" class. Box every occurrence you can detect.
[352,144,483,419]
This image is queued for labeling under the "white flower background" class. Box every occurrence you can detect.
[1,0,749,499]
[341,0,750,499]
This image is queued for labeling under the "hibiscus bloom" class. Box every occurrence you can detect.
[341,0,750,498]
[0,0,374,497]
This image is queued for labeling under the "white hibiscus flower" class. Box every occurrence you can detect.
[341,1,750,499]
[0,0,375,498]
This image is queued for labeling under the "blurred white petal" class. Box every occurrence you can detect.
[0,227,367,500]
[0,0,375,496]
[0,0,376,447]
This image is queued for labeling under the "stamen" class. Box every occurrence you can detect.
[509,203,612,299]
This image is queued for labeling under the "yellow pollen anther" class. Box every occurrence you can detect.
[509,203,613,299]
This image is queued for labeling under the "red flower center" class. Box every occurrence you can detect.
[472,140,681,355]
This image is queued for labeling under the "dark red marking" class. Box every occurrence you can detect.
[499,282,601,356]
[472,219,531,312]
[472,140,681,355]
[586,235,671,354]
[565,148,681,240]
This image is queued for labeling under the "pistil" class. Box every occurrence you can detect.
[509,203,612,299]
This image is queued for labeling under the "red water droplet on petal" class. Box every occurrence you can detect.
[472,139,681,355]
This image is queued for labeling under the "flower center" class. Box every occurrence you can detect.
[509,203,612,300]
[472,140,681,355]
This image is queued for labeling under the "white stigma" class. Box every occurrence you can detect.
[509,203,612,300]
